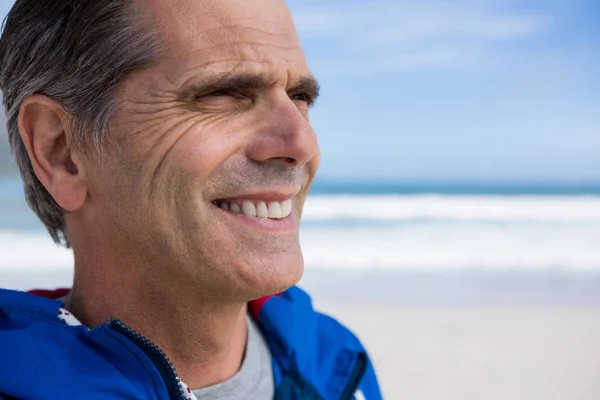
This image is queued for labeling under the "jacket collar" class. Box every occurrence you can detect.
[0,286,64,320]
[2,287,365,400]
[253,286,367,400]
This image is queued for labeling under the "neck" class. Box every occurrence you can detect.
[65,258,249,389]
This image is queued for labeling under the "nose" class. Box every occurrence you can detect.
[245,100,319,168]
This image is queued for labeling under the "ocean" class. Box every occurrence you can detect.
[2,177,600,305]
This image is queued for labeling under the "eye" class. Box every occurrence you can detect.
[205,89,246,99]
[290,93,307,101]
[290,92,314,106]
[192,88,254,112]
[193,88,253,108]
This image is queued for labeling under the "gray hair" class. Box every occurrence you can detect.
[0,0,160,247]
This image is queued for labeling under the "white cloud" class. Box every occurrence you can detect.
[287,0,551,75]
[310,45,473,76]
[293,2,548,41]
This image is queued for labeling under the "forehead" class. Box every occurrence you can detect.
[137,0,309,85]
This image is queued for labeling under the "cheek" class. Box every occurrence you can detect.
[308,150,321,176]
[169,132,233,178]
[161,116,252,182]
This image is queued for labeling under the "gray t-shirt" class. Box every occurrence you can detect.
[192,315,274,400]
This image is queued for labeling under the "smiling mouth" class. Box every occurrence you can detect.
[211,198,293,220]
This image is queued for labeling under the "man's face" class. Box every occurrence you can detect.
[84,0,320,299]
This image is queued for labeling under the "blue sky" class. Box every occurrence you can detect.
[287,0,600,183]
[1,0,599,183]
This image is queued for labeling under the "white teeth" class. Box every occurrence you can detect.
[267,202,282,219]
[256,201,269,218]
[242,200,257,217]
[217,198,293,219]
[230,203,241,213]
[281,199,292,217]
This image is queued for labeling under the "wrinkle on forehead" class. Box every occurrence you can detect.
[137,0,300,52]
[131,0,308,92]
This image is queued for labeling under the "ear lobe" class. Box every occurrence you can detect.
[18,94,88,212]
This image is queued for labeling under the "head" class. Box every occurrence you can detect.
[0,0,320,300]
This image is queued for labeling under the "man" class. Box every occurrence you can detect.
[0,0,382,399]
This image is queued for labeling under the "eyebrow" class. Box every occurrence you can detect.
[288,76,321,105]
[181,72,320,105]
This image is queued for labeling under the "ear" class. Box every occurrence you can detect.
[18,94,88,212]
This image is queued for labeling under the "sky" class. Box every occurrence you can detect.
[1,0,599,183]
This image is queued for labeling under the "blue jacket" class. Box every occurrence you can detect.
[0,286,382,400]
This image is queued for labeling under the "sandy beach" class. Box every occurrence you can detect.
[3,267,600,400]
[318,303,600,400]
[300,270,600,399]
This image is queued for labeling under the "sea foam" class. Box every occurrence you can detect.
[303,195,600,223]
[1,195,600,273]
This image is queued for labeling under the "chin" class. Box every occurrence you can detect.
[238,251,305,300]
[266,262,304,296]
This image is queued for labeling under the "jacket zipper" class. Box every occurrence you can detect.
[110,319,186,400]
[340,352,368,400]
